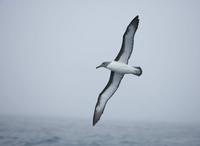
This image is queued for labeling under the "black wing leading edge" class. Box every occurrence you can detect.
[93,72,124,126]
[115,16,139,64]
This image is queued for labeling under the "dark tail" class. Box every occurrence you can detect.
[133,66,142,76]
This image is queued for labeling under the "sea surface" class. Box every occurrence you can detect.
[0,116,200,146]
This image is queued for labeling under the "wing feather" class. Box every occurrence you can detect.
[93,71,123,126]
[115,16,139,64]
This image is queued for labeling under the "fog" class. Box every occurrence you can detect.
[0,0,200,123]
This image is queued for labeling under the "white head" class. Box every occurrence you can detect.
[96,61,111,69]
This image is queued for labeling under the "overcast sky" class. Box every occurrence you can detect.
[0,0,200,123]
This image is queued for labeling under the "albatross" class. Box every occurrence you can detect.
[93,15,142,126]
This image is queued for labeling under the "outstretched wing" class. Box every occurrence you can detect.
[93,71,124,126]
[115,16,139,64]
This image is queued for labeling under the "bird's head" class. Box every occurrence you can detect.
[96,61,110,69]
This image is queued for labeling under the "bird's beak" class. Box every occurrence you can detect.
[96,64,102,69]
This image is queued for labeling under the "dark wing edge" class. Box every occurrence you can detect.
[115,15,139,63]
[93,72,123,126]
[93,71,114,126]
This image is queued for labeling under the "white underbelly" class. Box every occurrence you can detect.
[106,61,134,74]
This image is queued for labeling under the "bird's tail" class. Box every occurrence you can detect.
[132,66,142,76]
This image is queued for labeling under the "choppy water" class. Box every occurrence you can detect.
[0,116,199,146]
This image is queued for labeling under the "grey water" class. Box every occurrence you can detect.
[0,116,200,146]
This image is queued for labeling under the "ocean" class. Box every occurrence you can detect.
[0,116,199,146]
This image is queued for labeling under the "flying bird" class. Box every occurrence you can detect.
[93,16,142,126]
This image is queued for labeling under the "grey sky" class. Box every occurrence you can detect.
[0,0,200,123]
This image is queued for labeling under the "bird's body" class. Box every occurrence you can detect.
[93,15,142,126]
[106,61,142,75]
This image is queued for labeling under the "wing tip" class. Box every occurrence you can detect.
[131,15,139,28]
[92,110,100,126]
[93,102,105,126]
[124,15,139,36]
[135,15,139,19]
[92,118,98,126]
